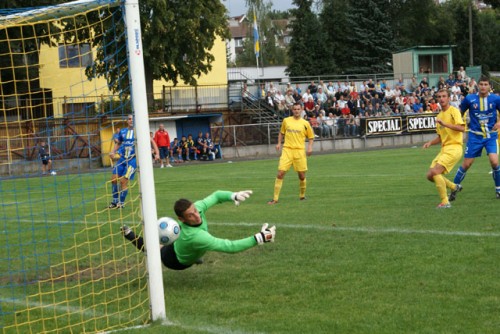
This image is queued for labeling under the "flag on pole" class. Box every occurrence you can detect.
[253,9,260,58]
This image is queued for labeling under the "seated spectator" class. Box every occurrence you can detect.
[451,81,462,96]
[195,131,204,156]
[326,81,335,96]
[179,135,190,161]
[366,78,376,94]
[395,77,406,92]
[308,116,320,138]
[169,137,183,163]
[292,89,303,105]
[437,76,446,90]
[301,88,313,103]
[445,74,456,88]
[381,102,393,116]
[325,113,337,136]
[317,110,331,138]
[371,93,382,109]
[201,132,218,160]
[187,134,197,160]
[316,87,327,109]
[457,66,469,83]
[285,89,295,112]
[308,81,318,96]
[412,101,423,113]
[373,103,382,117]
[312,104,321,118]
[294,83,302,95]
[265,91,275,109]
[383,85,395,103]
[455,74,467,95]
[407,77,418,94]
[467,78,478,94]
[428,99,439,112]
[304,97,315,117]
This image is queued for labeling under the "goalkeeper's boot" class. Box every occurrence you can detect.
[436,202,451,209]
[448,184,463,202]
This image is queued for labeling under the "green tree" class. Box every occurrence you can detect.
[319,0,349,73]
[286,0,330,78]
[344,0,395,74]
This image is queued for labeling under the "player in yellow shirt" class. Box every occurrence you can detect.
[268,102,315,204]
[423,89,465,208]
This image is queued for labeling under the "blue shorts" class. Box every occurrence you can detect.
[159,146,169,159]
[464,133,499,158]
[113,157,137,180]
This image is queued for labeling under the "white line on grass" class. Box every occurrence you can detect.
[3,219,500,238]
[211,222,500,238]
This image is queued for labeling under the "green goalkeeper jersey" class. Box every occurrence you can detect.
[174,190,257,265]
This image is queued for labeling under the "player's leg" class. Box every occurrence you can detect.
[109,163,121,208]
[427,164,450,207]
[121,225,144,250]
[485,139,500,198]
[294,150,308,200]
[269,149,292,204]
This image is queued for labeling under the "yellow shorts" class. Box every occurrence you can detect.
[278,148,308,172]
[430,144,463,174]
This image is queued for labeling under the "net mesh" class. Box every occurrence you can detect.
[0,1,150,332]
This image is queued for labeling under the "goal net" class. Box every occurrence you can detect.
[0,0,163,332]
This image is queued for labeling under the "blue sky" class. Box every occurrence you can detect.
[224,0,296,17]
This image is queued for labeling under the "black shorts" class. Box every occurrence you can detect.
[42,159,49,165]
[159,146,169,159]
[160,244,191,270]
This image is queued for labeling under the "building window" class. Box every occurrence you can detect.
[59,44,92,68]
[418,54,448,74]
[234,38,243,48]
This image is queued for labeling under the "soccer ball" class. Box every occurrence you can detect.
[50,171,57,175]
[158,217,180,245]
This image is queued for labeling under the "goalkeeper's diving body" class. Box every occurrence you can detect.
[122,190,276,270]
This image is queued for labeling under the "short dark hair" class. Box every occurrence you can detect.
[174,198,192,218]
[478,76,490,84]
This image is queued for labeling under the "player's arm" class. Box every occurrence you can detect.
[493,110,500,131]
[191,225,276,253]
[109,140,121,159]
[305,122,315,156]
[150,138,160,161]
[276,132,283,151]
[436,119,465,132]
[423,135,441,148]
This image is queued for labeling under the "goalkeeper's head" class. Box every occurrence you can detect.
[174,199,201,226]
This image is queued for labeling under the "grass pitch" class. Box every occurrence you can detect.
[2,146,499,333]
[142,146,499,333]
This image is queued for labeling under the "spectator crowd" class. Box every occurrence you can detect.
[243,68,478,139]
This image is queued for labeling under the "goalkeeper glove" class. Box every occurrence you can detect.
[254,223,276,244]
[231,190,253,206]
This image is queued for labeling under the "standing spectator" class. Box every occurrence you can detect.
[38,140,55,175]
[450,76,500,201]
[422,89,465,208]
[154,123,172,168]
[268,103,314,204]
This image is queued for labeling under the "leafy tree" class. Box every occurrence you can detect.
[286,0,330,78]
[344,0,395,74]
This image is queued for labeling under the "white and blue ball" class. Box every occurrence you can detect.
[158,217,180,245]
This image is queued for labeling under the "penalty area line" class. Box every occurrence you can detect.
[212,222,500,238]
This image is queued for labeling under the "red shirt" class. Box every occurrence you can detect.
[154,129,170,147]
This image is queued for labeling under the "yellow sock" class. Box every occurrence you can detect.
[273,178,283,201]
[433,175,448,204]
[443,177,455,190]
[299,179,306,198]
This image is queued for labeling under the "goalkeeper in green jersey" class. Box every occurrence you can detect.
[122,190,276,270]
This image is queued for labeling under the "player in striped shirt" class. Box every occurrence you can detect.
[450,76,500,200]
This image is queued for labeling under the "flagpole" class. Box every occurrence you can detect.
[253,7,261,77]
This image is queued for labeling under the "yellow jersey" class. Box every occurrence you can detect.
[280,116,314,149]
[436,106,464,147]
